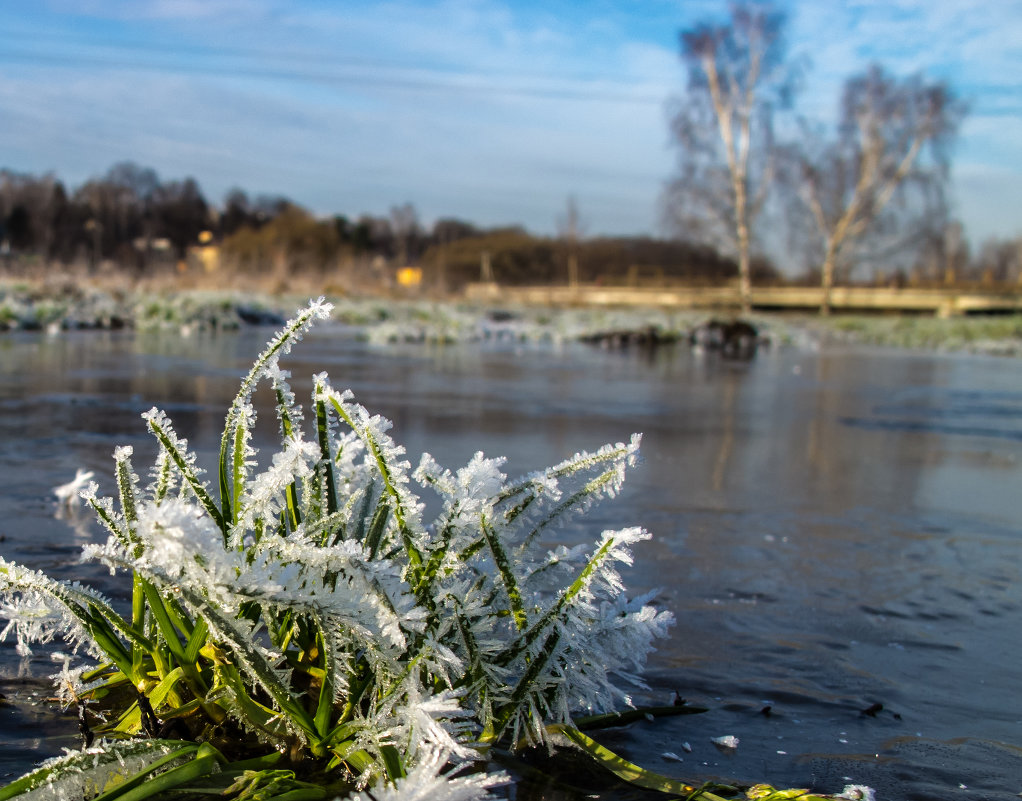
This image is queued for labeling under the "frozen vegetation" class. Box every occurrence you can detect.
[0,300,875,801]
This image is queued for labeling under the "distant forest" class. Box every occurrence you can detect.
[0,161,1018,293]
[0,161,787,292]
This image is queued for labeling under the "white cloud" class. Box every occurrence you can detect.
[46,0,266,21]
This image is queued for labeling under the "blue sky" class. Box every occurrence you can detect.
[1,0,1020,248]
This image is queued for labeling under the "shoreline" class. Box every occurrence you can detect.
[2,278,1022,357]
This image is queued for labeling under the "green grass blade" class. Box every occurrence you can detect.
[572,705,708,731]
[141,581,189,664]
[379,744,406,781]
[496,629,559,736]
[145,413,225,534]
[521,466,620,548]
[315,397,339,516]
[326,395,423,571]
[550,725,730,800]
[363,494,391,560]
[182,616,209,663]
[114,448,141,549]
[85,494,133,552]
[497,529,619,665]
[211,660,293,741]
[216,299,333,533]
[174,582,320,744]
[0,741,200,801]
[479,515,527,631]
[312,620,335,740]
[91,742,222,801]
[231,419,248,525]
[0,559,134,676]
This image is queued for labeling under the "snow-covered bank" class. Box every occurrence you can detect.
[2,281,1021,356]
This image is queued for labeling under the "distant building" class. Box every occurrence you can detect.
[396,266,422,288]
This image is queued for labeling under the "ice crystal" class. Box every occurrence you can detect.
[835,786,876,801]
[52,468,94,508]
[346,749,507,801]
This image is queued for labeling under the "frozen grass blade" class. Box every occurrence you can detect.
[548,725,731,801]
[218,299,333,526]
[0,740,200,801]
[144,409,225,534]
[323,390,423,572]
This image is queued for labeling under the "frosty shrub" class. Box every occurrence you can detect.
[0,299,678,801]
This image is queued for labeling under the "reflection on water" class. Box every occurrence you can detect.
[1,329,1020,799]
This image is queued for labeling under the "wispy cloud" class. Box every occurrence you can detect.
[46,0,267,22]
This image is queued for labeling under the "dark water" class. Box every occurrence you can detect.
[1,327,1020,799]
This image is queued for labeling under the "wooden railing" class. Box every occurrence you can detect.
[464,283,1022,316]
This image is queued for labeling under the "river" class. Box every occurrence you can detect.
[0,325,1020,800]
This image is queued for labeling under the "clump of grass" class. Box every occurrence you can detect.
[0,300,870,801]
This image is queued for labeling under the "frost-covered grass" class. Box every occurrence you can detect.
[4,279,1021,359]
[790,313,1022,355]
[0,300,875,801]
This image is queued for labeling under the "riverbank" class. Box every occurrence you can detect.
[2,278,1022,355]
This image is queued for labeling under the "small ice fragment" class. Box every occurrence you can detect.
[711,735,739,751]
[839,738,849,744]
[835,786,876,801]
[644,713,655,722]
[777,750,787,755]
[681,742,692,753]
[53,469,94,507]
[661,752,684,763]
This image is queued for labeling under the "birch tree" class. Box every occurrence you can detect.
[793,65,965,314]
[663,2,793,313]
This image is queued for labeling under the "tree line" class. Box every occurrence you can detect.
[0,162,780,291]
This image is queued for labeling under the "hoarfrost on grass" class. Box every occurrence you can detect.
[0,298,676,800]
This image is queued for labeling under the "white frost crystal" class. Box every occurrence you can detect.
[52,468,94,508]
[346,750,508,801]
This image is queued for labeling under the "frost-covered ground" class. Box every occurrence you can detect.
[2,281,1021,355]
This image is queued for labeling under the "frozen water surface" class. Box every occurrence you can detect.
[1,326,1020,799]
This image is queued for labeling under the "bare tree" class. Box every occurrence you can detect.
[791,65,965,313]
[557,195,585,287]
[390,202,422,266]
[663,2,794,313]
[973,236,1022,284]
